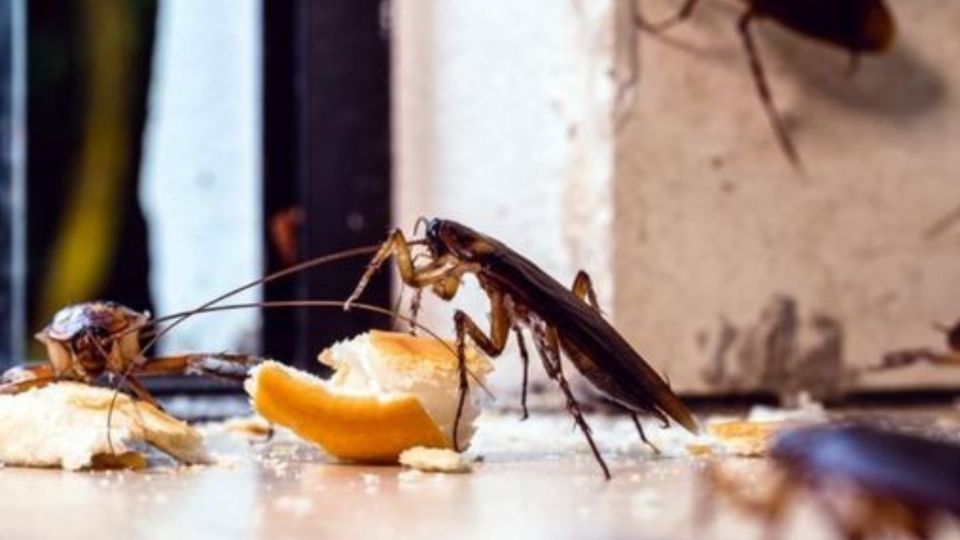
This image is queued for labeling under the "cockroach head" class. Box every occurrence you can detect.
[424,218,486,259]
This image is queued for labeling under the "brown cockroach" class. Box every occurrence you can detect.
[0,301,259,402]
[703,425,960,540]
[0,245,385,403]
[632,0,896,166]
[345,217,700,479]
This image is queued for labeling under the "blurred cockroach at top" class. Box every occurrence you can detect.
[621,0,896,167]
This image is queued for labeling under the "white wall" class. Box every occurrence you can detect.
[139,0,262,354]
[394,0,616,402]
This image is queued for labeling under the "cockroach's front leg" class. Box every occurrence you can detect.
[534,325,611,480]
[451,289,511,450]
[570,272,658,451]
[346,229,452,309]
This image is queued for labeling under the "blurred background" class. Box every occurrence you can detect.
[0,0,958,403]
[3,0,393,388]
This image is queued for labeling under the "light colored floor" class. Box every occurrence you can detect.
[1,410,959,540]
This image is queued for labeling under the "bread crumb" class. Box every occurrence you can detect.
[0,382,207,470]
[398,446,471,473]
[222,415,273,438]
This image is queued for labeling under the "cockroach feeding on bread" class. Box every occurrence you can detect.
[0,243,474,453]
[627,0,896,166]
[345,217,700,479]
[0,246,385,411]
[0,301,260,402]
[702,425,960,540]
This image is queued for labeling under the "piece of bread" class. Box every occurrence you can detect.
[398,446,471,473]
[0,382,208,470]
[246,330,493,463]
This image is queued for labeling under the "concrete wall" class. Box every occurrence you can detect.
[617,0,960,397]
[396,0,960,401]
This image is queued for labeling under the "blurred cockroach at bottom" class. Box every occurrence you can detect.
[702,425,960,540]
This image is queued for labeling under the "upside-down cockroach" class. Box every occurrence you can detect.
[703,425,960,540]
[345,218,700,479]
[633,0,896,166]
[0,245,384,404]
[0,301,259,402]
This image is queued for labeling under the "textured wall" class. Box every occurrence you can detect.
[615,0,960,396]
[396,0,960,401]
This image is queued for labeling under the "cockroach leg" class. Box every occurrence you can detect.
[571,270,602,314]
[738,11,802,168]
[633,0,702,34]
[346,229,451,309]
[137,352,261,381]
[631,412,661,455]
[535,324,611,480]
[451,290,511,451]
[871,349,960,371]
[0,375,58,394]
[408,288,424,335]
[513,326,531,420]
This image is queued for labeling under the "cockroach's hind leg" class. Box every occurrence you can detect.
[630,412,661,455]
[535,326,611,480]
[138,353,259,381]
[513,326,531,420]
[0,374,58,394]
[738,10,803,169]
[571,270,602,313]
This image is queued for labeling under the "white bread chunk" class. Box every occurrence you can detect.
[0,382,208,470]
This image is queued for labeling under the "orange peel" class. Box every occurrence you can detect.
[246,331,492,463]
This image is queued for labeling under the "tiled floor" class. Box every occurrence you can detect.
[2,410,960,540]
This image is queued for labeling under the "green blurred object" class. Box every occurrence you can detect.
[27,0,156,358]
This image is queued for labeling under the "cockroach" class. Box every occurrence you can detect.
[345,217,700,479]
[633,0,896,166]
[0,301,260,402]
[0,245,385,403]
[703,425,960,540]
